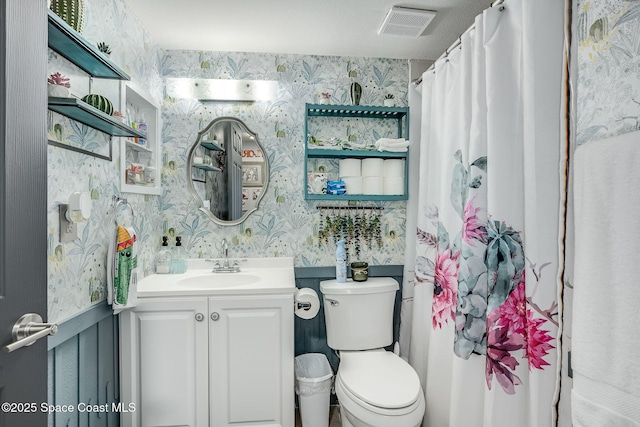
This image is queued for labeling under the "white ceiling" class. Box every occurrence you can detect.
[123,0,495,61]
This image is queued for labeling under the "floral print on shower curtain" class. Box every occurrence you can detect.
[411,0,566,425]
[417,153,557,395]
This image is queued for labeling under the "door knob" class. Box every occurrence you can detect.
[211,312,220,321]
[2,313,58,353]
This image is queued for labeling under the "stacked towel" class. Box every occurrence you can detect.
[374,138,410,152]
[572,130,640,425]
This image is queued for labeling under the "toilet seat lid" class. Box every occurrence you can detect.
[338,351,421,409]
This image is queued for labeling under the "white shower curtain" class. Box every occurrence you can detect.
[402,0,567,425]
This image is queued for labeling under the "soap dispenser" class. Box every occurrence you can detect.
[156,236,171,274]
[172,236,186,274]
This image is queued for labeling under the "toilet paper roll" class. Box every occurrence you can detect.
[361,158,384,177]
[343,177,363,194]
[383,159,405,177]
[384,177,405,195]
[362,177,384,195]
[295,288,320,320]
[339,159,361,178]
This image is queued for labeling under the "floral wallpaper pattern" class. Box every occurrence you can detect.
[47,0,410,323]
[576,0,640,145]
[47,0,163,323]
[160,51,409,266]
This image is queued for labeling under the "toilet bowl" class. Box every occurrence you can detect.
[319,278,426,427]
[335,350,425,427]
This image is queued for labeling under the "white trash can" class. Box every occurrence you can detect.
[295,353,333,427]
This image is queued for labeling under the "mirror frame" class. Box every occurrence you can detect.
[187,116,269,226]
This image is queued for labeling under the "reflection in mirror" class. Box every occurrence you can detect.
[187,117,269,226]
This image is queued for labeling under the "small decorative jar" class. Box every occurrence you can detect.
[351,262,369,282]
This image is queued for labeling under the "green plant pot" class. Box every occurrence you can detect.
[82,94,114,116]
[50,0,85,33]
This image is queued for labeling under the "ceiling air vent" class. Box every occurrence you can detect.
[378,6,437,37]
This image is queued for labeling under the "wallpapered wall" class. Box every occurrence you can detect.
[576,0,640,145]
[47,0,163,323]
[47,0,409,323]
[160,51,408,266]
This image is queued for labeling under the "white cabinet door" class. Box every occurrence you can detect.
[120,297,209,427]
[209,294,294,427]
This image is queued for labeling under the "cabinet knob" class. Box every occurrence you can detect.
[211,312,220,321]
[195,313,205,322]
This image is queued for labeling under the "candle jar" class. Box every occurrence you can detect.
[350,262,369,282]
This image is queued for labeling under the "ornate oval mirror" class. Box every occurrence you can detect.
[187,117,269,225]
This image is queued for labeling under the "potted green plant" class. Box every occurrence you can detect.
[383,93,395,107]
[97,42,112,56]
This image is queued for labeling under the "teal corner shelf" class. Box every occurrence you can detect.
[48,97,145,138]
[48,11,130,80]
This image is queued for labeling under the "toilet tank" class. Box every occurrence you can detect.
[319,277,399,351]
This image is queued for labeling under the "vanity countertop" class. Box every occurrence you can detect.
[137,257,296,298]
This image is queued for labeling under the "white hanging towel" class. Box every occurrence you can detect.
[572,130,640,425]
[107,224,138,314]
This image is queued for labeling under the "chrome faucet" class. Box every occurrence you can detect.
[221,238,229,268]
[210,238,240,273]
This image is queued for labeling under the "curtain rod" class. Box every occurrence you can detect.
[413,0,506,85]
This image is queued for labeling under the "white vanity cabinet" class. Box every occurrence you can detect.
[209,295,294,427]
[119,297,209,427]
[120,293,294,427]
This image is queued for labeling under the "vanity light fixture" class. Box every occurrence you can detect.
[59,191,92,242]
[378,6,437,37]
[166,78,279,102]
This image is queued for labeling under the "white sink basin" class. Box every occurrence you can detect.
[137,257,296,297]
[176,273,261,288]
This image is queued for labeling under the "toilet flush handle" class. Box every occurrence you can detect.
[325,298,340,307]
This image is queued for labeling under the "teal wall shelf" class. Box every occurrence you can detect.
[304,103,410,201]
[201,141,225,152]
[307,148,407,159]
[47,10,137,160]
[48,11,130,80]
[48,97,145,138]
[305,193,406,201]
[306,104,409,120]
[192,164,222,172]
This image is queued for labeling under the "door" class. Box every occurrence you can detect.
[209,295,294,427]
[229,123,243,219]
[0,1,48,426]
[119,297,209,427]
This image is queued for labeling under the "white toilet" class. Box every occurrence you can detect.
[320,277,425,427]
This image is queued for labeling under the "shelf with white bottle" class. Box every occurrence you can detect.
[119,82,162,195]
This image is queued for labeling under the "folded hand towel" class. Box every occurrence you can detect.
[375,138,410,152]
[107,224,139,314]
